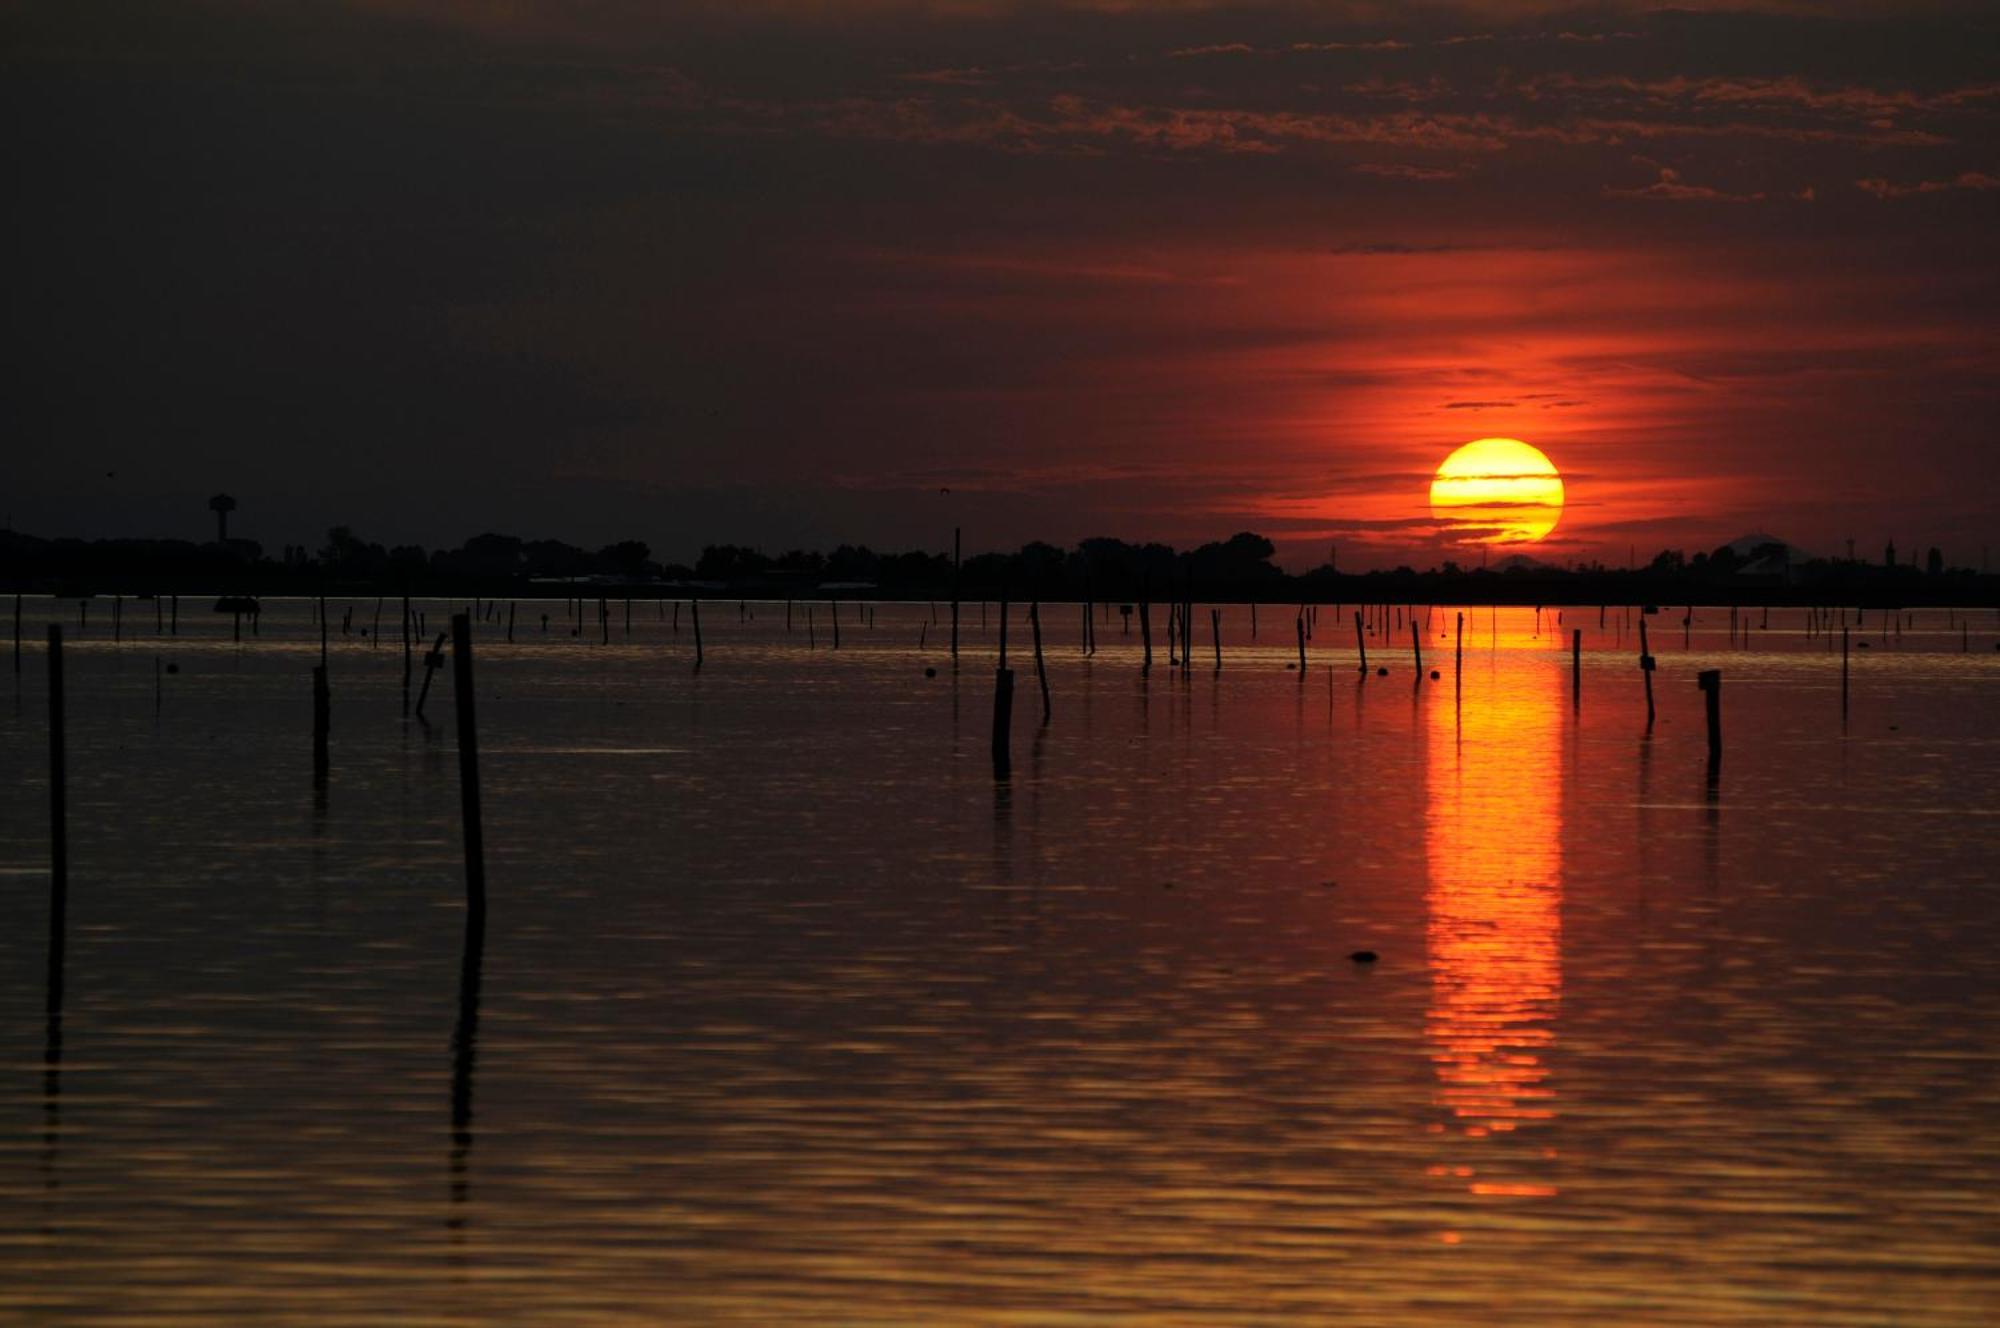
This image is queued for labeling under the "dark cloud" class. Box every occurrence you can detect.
[5,0,1996,565]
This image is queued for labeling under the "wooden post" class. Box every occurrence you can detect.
[312,664,330,782]
[786,597,793,633]
[507,601,515,643]
[600,597,608,646]
[416,632,448,719]
[1411,621,1423,682]
[1140,579,1153,672]
[1638,618,1656,728]
[1030,601,1051,725]
[1184,581,1195,674]
[831,598,840,650]
[1697,669,1721,770]
[1454,612,1463,700]
[1572,628,1581,709]
[950,527,961,661]
[1295,612,1307,673]
[993,594,1013,778]
[1210,607,1221,671]
[692,599,704,668]
[450,614,487,918]
[402,594,413,717]
[372,597,383,649]
[48,626,66,898]
[1353,610,1367,674]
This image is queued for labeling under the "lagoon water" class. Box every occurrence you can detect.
[2,597,1997,1324]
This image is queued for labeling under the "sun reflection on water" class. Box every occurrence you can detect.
[1425,651,1564,1192]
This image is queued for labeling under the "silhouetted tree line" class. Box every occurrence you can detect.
[1,526,1992,607]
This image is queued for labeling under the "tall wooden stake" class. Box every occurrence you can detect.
[48,626,67,899]
[312,664,330,783]
[1697,669,1722,772]
[1030,601,1050,725]
[415,632,448,719]
[993,594,1014,779]
[950,527,962,661]
[1638,618,1656,729]
[1572,628,1582,709]
[1841,626,1850,720]
[450,614,486,918]
[1454,611,1463,707]
[1140,579,1153,672]
[1353,611,1367,674]
[402,594,413,717]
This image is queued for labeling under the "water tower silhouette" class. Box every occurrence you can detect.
[209,493,236,543]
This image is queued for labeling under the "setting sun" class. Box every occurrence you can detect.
[1429,438,1564,546]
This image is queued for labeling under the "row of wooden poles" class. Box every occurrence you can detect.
[8,586,1964,1211]
[25,565,1968,817]
[32,590,1931,803]
[37,614,490,1202]
[23,586,1947,1011]
[41,610,489,961]
[18,585,1987,672]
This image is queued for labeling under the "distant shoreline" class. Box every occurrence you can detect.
[5,527,1995,609]
[6,580,1996,612]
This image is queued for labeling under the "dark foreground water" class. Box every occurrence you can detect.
[2,597,1996,1325]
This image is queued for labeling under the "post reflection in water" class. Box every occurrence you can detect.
[1425,639,1564,1199]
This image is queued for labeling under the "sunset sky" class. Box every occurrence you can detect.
[7,1,1996,568]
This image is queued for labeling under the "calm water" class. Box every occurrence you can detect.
[2,596,1997,1324]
